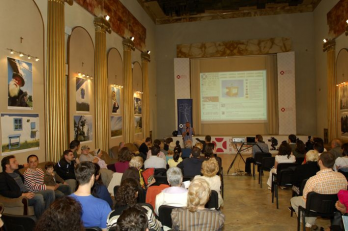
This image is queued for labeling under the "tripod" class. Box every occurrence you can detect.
[227,142,253,174]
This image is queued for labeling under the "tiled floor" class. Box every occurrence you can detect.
[220,155,330,231]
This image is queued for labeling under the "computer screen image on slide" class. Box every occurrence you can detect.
[200,70,267,123]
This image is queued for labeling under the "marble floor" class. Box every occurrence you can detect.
[220,155,330,231]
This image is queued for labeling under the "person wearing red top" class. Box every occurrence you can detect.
[114,147,132,173]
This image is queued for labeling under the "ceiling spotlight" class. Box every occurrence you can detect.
[19,53,24,57]
[105,15,110,21]
[130,36,134,41]
[27,55,31,60]
[82,74,86,77]
[10,49,14,54]
[35,58,39,62]
[147,50,151,54]
[323,39,327,43]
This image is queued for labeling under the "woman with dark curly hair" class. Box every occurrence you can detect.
[114,147,132,173]
[34,196,84,231]
[107,178,162,231]
[92,163,113,208]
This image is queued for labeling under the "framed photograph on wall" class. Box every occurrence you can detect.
[7,57,33,109]
[111,116,122,137]
[134,96,142,115]
[111,87,120,114]
[74,115,93,142]
[134,116,142,134]
[76,78,91,112]
[1,113,39,154]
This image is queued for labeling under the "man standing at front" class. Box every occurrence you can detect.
[182,122,195,143]
[0,155,54,218]
[70,161,111,230]
[290,152,347,230]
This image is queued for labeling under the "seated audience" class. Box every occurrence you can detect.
[171,178,224,231]
[34,196,84,231]
[288,134,297,152]
[147,139,166,160]
[267,142,296,189]
[177,147,204,177]
[196,135,212,154]
[44,162,71,195]
[244,134,269,176]
[194,158,223,207]
[70,162,111,230]
[114,206,149,231]
[144,145,166,169]
[0,155,54,218]
[290,152,347,230]
[70,139,81,163]
[166,142,176,162]
[174,140,182,154]
[164,137,173,152]
[24,155,70,199]
[330,138,343,160]
[168,147,183,168]
[313,137,327,152]
[114,147,132,173]
[122,156,145,190]
[202,143,222,172]
[139,137,151,155]
[292,150,320,195]
[92,164,113,209]
[55,149,77,192]
[181,140,192,158]
[334,143,348,171]
[160,140,168,155]
[293,139,306,159]
[107,178,162,231]
[155,167,188,215]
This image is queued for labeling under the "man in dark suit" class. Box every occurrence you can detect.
[0,155,54,218]
[139,137,152,155]
[177,147,203,177]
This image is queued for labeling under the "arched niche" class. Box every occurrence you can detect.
[336,48,348,139]
[133,62,143,139]
[68,27,95,150]
[108,48,123,147]
[0,0,45,164]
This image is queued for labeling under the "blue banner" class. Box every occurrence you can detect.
[177,99,193,135]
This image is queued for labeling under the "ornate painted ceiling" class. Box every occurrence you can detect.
[137,0,322,24]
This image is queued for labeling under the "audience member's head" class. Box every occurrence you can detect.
[305,150,319,162]
[166,137,173,145]
[145,137,151,145]
[319,152,335,169]
[115,206,148,231]
[153,139,161,147]
[313,137,324,145]
[331,139,342,149]
[194,142,203,151]
[118,147,132,162]
[34,196,84,231]
[45,162,55,174]
[187,178,211,212]
[91,163,103,198]
[70,140,80,151]
[201,158,219,177]
[295,140,306,154]
[74,161,95,186]
[151,145,160,156]
[173,148,181,162]
[116,178,138,207]
[129,156,143,170]
[167,167,183,186]
[185,140,192,149]
[204,143,215,158]
[256,134,263,142]
[313,142,324,153]
[169,142,176,152]
[205,135,211,143]
[27,154,39,169]
[63,149,74,162]
[175,140,182,153]
[342,143,348,157]
[191,147,201,158]
[278,142,292,158]
[1,155,16,172]
[288,134,297,143]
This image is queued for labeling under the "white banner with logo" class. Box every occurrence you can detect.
[277,52,296,135]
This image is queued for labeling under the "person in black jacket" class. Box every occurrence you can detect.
[54,150,77,192]
[0,155,54,218]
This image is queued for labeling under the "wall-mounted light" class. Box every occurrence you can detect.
[105,15,110,21]
[7,48,40,61]
[322,38,335,52]
[111,84,123,89]
[336,82,347,87]
[134,91,143,94]
[147,50,151,54]
[130,36,134,41]
[77,72,93,80]
[323,39,327,43]
[346,19,348,36]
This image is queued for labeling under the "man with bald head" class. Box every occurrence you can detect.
[329,139,342,160]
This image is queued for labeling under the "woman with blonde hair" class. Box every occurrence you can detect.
[194,158,223,207]
[171,178,225,231]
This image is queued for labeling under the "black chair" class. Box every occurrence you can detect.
[85,228,102,231]
[290,179,308,217]
[253,152,272,180]
[298,192,338,231]
[153,176,169,185]
[259,157,275,188]
[205,190,219,210]
[154,168,167,176]
[271,163,297,209]
[295,157,305,165]
[158,205,176,228]
[2,213,36,231]
[338,169,348,181]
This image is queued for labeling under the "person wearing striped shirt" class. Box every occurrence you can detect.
[24,155,70,199]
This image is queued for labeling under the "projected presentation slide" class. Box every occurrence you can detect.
[200,70,267,122]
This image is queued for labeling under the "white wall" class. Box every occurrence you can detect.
[155,13,317,138]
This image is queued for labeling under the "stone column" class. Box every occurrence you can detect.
[323,39,337,141]
[141,52,151,138]
[46,0,72,162]
[94,17,111,152]
[123,38,135,143]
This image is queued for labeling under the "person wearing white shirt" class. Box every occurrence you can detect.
[144,146,166,169]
